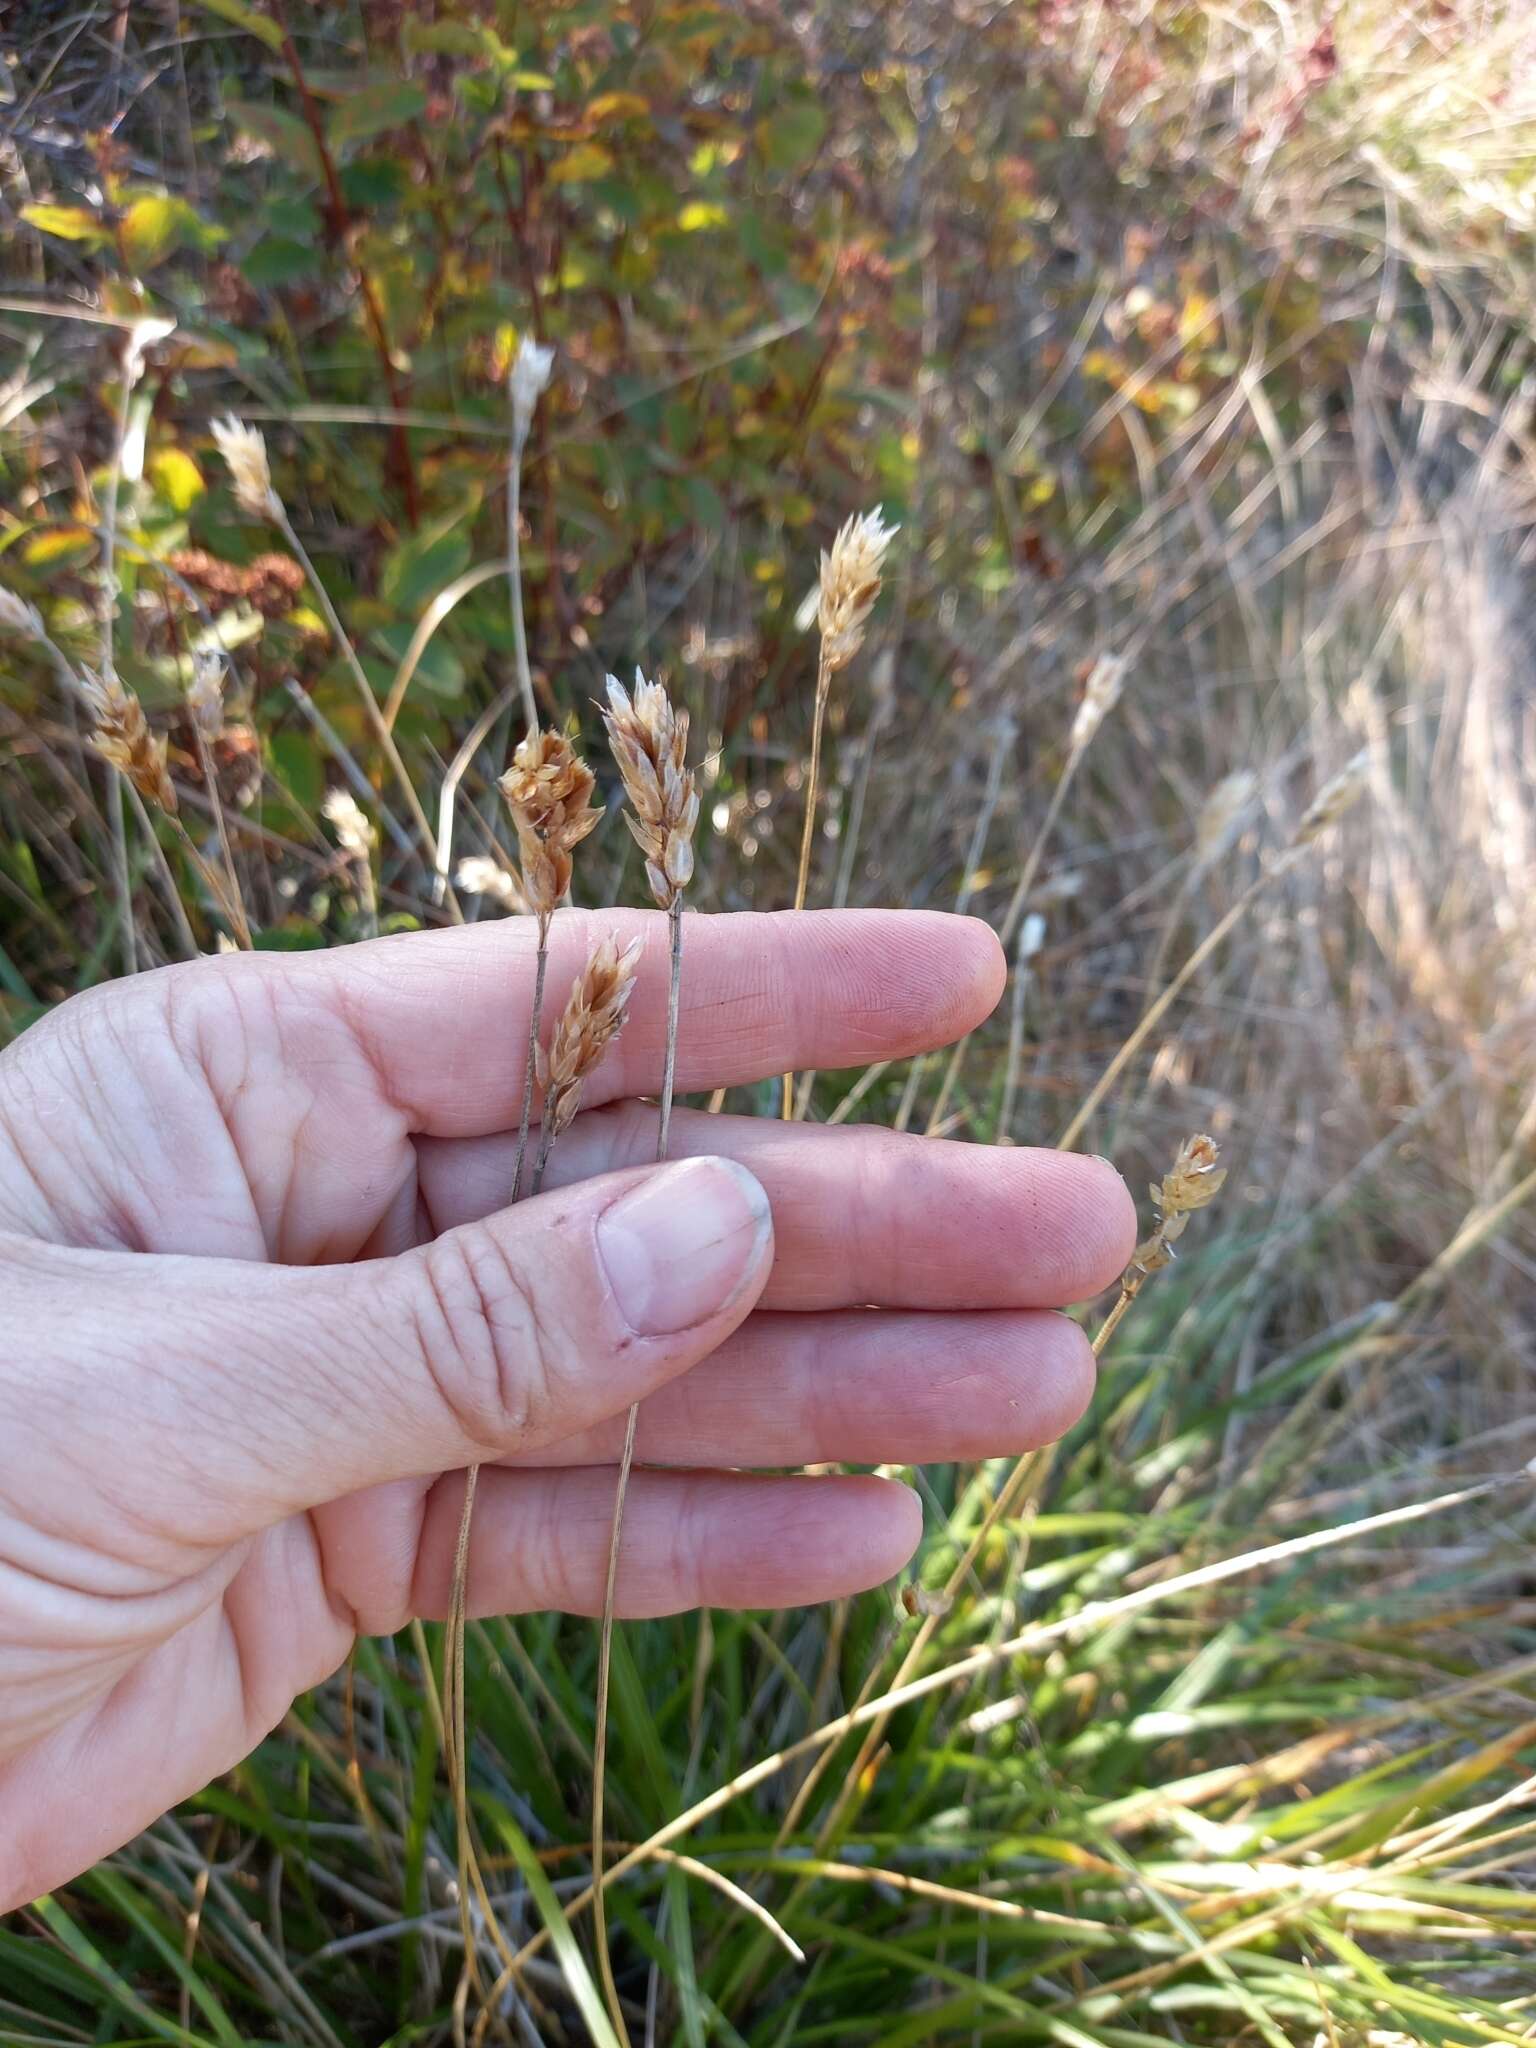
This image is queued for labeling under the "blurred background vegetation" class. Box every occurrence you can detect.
[4,1,1536,2041]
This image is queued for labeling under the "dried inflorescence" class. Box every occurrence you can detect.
[186,648,227,745]
[1131,1132,1227,1275]
[509,334,555,444]
[818,508,898,673]
[538,934,643,1140]
[322,787,377,860]
[1292,748,1370,847]
[81,669,177,813]
[497,727,601,919]
[211,416,283,523]
[1069,651,1129,754]
[455,855,528,912]
[1196,769,1259,864]
[602,669,698,911]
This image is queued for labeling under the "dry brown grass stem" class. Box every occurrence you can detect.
[783,1136,1226,1872]
[1056,756,1369,1153]
[211,415,455,912]
[784,509,896,1118]
[507,336,554,736]
[528,1467,1521,1978]
[592,670,697,2039]
[185,650,252,951]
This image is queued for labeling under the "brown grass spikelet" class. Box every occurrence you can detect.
[537,934,643,1143]
[1069,651,1129,754]
[210,415,282,522]
[81,668,177,813]
[497,726,601,919]
[602,668,699,911]
[818,507,898,674]
[1292,747,1371,847]
[1132,1132,1227,1276]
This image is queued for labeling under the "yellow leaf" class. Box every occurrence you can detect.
[148,447,205,513]
[122,195,181,271]
[20,204,107,247]
[24,526,96,566]
[676,201,729,232]
[586,92,649,125]
[548,143,614,184]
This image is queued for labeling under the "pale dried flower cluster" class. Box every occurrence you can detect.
[1069,651,1129,754]
[603,669,699,911]
[322,787,377,860]
[211,416,282,522]
[1196,769,1259,864]
[186,648,226,744]
[1132,1132,1227,1275]
[81,669,176,813]
[1292,748,1370,847]
[818,508,897,673]
[0,586,44,642]
[538,935,643,1139]
[455,855,528,911]
[509,334,555,443]
[497,727,601,918]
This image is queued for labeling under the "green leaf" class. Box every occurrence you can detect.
[488,1816,626,2048]
[756,90,826,173]
[326,79,428,149]
[190,0,284,50]
[379,524,472,613]
[20,204,109,249]
[225,100,322,181]
[121,194,222,270]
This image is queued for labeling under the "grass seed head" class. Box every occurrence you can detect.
[818,507,898,673]
[186,648,226,744]
[1069,651,1129,753]
[322,787,377,860]
[509,335,556,442]
[1132,1132,1226,1275]
[81,668,176,813]
[1196,769,1259,863]
[211,416,282,522]
[455,855,528,912]
[538,933,643,1138]
[497,727,601,919]
[0,586,44,641]
[603,669,699,911]
[1293,747,1371,847]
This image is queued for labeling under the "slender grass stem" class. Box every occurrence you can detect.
[274,506,460,921]
[782,644,832,1118]
[191,726,253,948]
[590,899,684,2041]
[507,425,538,737]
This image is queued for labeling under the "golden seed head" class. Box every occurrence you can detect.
[322,787,377,859]
[186,647,226,744]
[538,933,643,1138]
[1132,1133,1226,1275]
[81,667,177,813]
[603,668,699,911]
[1292,748,1370,847]
[0,586,44,641]
[211,415,281,522]
[497,727,601,919]
[1069,652,1129,754]
[818,507,897,673]
[455,855,529,912]
[509,334,555,439]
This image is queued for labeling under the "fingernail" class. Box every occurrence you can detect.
[596,1157,772,1336]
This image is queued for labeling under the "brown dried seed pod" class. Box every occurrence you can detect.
[82,668,177,813]
[497,727,601,919]
[602,669,698,912]
[538,934,643,1139]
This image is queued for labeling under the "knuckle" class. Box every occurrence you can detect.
[410,1227,554,1453]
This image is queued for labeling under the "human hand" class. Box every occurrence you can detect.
[0,909,1133,1906]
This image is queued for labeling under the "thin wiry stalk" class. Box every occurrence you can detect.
[100,347,141,976]
[189,723,253,949]
[507,432,537,737]
[512,913,552,1204]
[590,897,683,2041]
[273,505,460,920]
[782,638,833,1118]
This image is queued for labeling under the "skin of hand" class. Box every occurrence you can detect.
[0,908,1134,1909]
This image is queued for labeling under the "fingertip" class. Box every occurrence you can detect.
[846,1473,925,1587]
[1075,1153,1140,1293]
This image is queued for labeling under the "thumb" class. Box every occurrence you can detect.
[14,1157,772,1550]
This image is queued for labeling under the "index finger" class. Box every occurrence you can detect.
[288,906,1004,1138]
